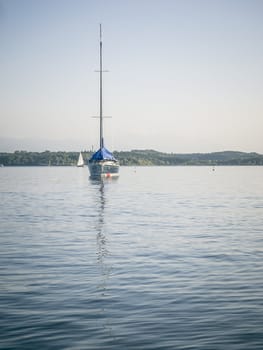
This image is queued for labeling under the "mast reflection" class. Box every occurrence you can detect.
[90,179,113,292]
[91,179,115,339]
[96,181,109,266]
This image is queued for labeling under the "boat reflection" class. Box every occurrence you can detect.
[95,182,109,266]
[91,180,115,339]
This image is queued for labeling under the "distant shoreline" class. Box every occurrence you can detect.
[1,150,263,166]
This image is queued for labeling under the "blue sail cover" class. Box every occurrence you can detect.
[90,147,117,161]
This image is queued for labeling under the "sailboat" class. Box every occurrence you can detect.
[88,25,119,179]
[77,152,84,167]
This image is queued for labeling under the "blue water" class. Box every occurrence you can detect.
[1,166,263,349]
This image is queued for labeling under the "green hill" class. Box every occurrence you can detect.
[1,150,263,166]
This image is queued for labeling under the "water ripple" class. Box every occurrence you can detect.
[1,166,263,349]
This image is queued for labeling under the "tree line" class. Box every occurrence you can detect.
[1,150,263,166]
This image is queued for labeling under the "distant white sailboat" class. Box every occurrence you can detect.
[77,152,84,167]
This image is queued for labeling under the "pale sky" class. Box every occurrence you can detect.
[1,0,263,153]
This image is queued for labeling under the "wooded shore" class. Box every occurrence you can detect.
[1,150,263,166]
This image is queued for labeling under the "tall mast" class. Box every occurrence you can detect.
[99,24,103,149]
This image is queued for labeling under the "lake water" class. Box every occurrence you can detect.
[1,166,263,349]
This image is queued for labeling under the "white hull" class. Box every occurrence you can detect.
[88,160,119,179]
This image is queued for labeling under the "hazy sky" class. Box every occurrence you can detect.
[1,0,263,153]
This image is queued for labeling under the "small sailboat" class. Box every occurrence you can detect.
[88,25,119,179]
[77,152,84,167]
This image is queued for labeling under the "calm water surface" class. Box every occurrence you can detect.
[1,166,263,349]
